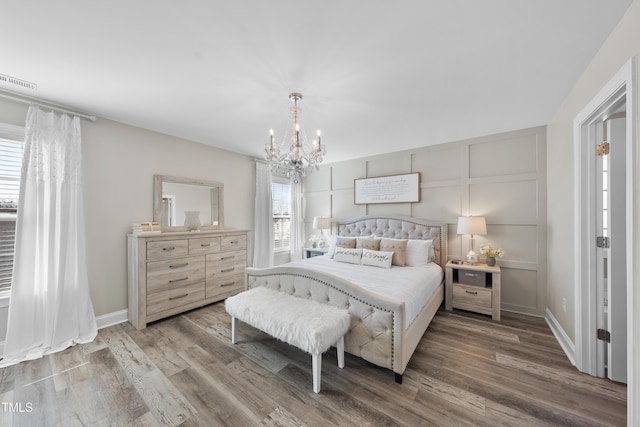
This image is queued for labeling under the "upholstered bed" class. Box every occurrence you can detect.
[244,215,447,382]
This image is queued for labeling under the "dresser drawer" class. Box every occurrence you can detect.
[147,256,206,293]
[221,234,247,252]
[452,285,492,309]
[206,251,246,279]
[206,250,246,264]
[457,269,486,287]
[147,282,205,316]
[206,273,244,299]
[189,237,221,255]
[147,240,189,260]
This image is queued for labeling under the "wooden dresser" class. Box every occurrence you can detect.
[128,229,249,329]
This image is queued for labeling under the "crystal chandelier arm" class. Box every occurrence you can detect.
[265,92,325,184]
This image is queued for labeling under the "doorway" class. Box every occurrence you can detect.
[595,111,627,383]
[573,58,637,420]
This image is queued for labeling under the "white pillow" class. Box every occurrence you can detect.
[361,248,394,269]
[333,247,362,264]
[405,239,435,267]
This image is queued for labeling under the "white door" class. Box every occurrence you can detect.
[606,114,627,384]
[596,113,627,384]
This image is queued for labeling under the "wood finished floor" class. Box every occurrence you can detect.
[0,304,627,426]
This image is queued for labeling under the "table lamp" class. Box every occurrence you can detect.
[312,216,331,248]
[457,216,487,264]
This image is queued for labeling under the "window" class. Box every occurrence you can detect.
[0,136,23,293]
[272,179,291,251]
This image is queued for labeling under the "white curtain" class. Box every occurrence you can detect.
[289,178,303,261]
[1,106,97,367]
[253,162,273,267]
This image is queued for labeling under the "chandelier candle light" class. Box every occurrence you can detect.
[265,93,325,183]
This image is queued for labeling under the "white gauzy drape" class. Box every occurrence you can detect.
[289,178,303,262]
[253,162,273,267]
[0,106,97,367]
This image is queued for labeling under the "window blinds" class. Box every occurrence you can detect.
[272,181,291,251]
[0,138,22,292]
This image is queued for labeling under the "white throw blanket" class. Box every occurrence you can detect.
[287,256,443,325]
[225,287,351,355]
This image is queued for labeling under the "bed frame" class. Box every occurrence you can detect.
[244,215,448,382]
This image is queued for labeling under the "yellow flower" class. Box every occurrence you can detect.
[481,244,504,258]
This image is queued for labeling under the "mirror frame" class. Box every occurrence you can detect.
[153,175,224,232]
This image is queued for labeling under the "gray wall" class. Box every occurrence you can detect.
[0,98,255,319]
[303,126,547,317]
[546,0,640,342]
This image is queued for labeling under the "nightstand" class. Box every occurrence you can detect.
[304,247,328,258]
[445,261,501,320]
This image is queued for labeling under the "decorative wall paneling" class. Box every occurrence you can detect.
[303,126,546,317]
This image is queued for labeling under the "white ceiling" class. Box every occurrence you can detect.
[0,0,633,163]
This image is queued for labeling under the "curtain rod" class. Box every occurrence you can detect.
[0,89,97,122]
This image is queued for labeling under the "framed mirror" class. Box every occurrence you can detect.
[153,175,224,232]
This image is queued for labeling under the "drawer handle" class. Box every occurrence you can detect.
[169,263,188,269]
[229,240,239,244]
[169,277,189,283]
[163,247,176,252]
[220,281,235,287]
[464,273,479,278]
[221,267,235,273]
[200,243,211,247]
[221,255,235,260]
[465,290,478,295]
[169,293,189,300]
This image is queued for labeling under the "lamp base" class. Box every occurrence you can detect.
[465,249,479,264]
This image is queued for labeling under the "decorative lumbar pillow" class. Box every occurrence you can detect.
[333,247,363,264]
[328,236,356,258]
[379,238,408,266]
[336,237,357,249]
[406,239,435,267]
[356,237,381,251]
[361,248,394,269]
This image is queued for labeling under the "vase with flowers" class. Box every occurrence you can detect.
[309,234,321,248]
[481,244,504,266]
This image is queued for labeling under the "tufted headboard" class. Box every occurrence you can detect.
[335,215,448,270]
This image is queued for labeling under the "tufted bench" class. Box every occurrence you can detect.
[225,286,351,393]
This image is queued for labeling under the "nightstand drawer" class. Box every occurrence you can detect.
[453,285,492,308]
[457,269,486,287]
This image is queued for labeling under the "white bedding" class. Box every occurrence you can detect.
[286,255,444,326]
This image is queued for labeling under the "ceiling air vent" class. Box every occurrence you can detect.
[0,73,37,90]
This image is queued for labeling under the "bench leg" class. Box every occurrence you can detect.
[231,316,238,344]
[337,336,345,369]
[312,352,321,394]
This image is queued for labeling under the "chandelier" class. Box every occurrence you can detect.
[265,92,325,183]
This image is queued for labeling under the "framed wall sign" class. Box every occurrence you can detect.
[354,172,420,204]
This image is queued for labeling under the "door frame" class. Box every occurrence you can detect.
[573,57,637,421]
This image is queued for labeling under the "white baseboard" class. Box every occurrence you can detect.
[96,309,129,330]
[545,308,576,366]
[0,309,128,356]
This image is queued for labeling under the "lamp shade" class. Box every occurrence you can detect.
[312,216,330,230]
[457,216,487,236]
